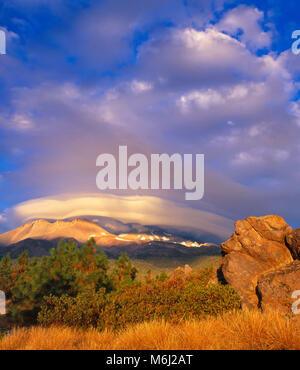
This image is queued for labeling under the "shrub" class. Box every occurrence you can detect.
[101,279,241,330]
[179,283,242,316]
[38,289,109,329]
[0,239,113,323]
[1,241,241,329]
[110,253,138,287]
[38,269,241,330]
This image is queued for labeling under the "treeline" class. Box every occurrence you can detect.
[0,239,241,329]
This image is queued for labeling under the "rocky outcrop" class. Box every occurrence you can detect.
[220,215,293,309]
[257,261,300,314]
[286,229,300,260]
[171,264,193,280]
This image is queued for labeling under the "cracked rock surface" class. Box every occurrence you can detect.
[220,215,293,309]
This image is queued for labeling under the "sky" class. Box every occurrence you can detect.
[0,0,300,240]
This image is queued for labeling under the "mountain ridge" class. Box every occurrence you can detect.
[0,218,220,259]
[0,217,217,248]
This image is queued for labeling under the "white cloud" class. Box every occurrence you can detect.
[232,148,290,167]
[178,89,225,112]
[1,5,300,230]
[130,80,153,94]
[216,5,272,50]
[0,214,6,223]
[11,114,34,131]
[177,82,266,114]
[289,101,300,126]
[3,193,234,240]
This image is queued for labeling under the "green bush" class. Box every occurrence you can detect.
[38,289,109,329]
[38,270,241,330]
[179,282,242,316]
[0,240,138,324]
[0,239,113,322]
[1,241,241,329]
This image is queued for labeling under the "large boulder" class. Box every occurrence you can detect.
[220,215,293,309]
[286,229,300,260]
[257,261,300,315]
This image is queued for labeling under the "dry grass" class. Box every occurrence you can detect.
[0,310,299,350]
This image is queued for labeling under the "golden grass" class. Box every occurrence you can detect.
[0,310,299,350]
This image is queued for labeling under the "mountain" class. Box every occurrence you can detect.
[61,215,223,244]
[0,218,220,259]
[0,219,109,246]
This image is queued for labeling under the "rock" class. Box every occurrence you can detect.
[220,215,293,309]
[221,215,292,265]
[286,229,300,260]
[207,268,219,285]
[220,253,271,308]
[171,264,193,279]
[257,261,300,316]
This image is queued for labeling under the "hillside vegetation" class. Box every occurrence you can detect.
[0,239,238,329]
[1,238,299,350]
[128,255,220,279]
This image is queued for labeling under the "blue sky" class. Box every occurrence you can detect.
[0,0,300,239]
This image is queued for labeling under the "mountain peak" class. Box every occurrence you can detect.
[0,218,109,246]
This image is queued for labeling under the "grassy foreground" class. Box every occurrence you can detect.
[1,310,299,350]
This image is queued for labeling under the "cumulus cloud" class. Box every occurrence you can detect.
[1,1,300,236]
[216,5,272,50]
[136,27,264,90]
